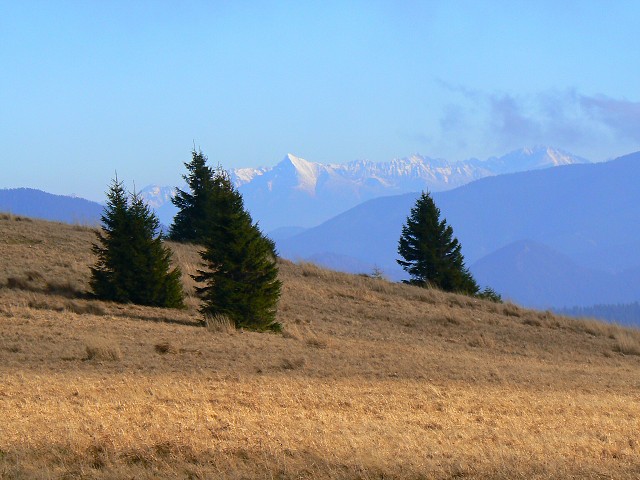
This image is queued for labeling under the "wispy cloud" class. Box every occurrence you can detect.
[434,84,640,160]
[579,94,640,142]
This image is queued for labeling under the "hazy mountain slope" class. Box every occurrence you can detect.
[470,240,623,309]
[278,152,640,307]
[558,302,640,327]
[0,188,103,225]
[277,192,415,276]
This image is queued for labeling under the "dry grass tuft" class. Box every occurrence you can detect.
[0,212,32,222]
[203,313,237,334]
[281,356,306,370]
[612,330,640,356]
[45,279,84,297]
[65,300,107,316]
[84,337,122,361]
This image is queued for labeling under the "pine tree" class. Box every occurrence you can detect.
[90,177,185,308]
[169,149,216,243]
[193,166,282,331]
[397,191,479,295]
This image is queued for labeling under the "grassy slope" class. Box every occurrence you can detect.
[1,214,640,479]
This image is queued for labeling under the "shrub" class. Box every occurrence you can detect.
[476,287,503,303]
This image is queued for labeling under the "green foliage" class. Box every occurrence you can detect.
[476,286,503,303]
[169,149,216,243]
[187,164,282,332]
[397,191,479,295]
[90,177,185,308]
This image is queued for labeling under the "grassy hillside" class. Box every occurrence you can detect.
[1,214,640,479]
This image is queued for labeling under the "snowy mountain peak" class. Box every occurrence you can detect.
[278,153,325,194]
[139,184,176,209]
[232,167,268,187]
[484,146,589,174]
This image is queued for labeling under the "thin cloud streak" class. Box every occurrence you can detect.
[434,85,640,161]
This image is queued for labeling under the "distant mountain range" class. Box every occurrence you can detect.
[6,146,636,315]
[0,188,103,225]
[277,151,640,310]
[140,146,588,230]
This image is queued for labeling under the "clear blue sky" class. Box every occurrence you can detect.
[2,1,639,201]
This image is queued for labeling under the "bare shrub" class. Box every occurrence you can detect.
[85,337,122,361]
[203,313,236,334]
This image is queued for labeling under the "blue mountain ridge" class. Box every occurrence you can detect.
[277,151,640,311]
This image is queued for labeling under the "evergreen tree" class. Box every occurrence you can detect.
[90,177,185,308]
[193,166,282,331]
[169,149,215,243]
[397,191,479,295]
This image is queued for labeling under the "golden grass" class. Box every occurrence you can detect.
[1,216,640,479]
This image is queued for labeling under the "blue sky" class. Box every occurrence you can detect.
[2,1,639,201]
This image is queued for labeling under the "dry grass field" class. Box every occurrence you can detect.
[1,214,640,479]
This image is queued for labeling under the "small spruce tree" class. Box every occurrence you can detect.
[90,177,185,308]
[397,191,479,295]
[193,166,282,331]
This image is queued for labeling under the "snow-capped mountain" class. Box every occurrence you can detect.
[141,146,589,230]
[139,185,176,208]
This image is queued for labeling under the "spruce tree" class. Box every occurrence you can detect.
[90,177,185,308]
[397,191,479,295]
[193,166,282,331]
[169,149,215,243]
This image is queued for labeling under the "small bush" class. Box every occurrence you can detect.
[155,342,178,354]
[476,287,502,303]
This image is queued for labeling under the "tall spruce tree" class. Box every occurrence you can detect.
[90,177,185,308]
[169,149,215,243]
[193,166,282,331]
[397,191,479,295]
